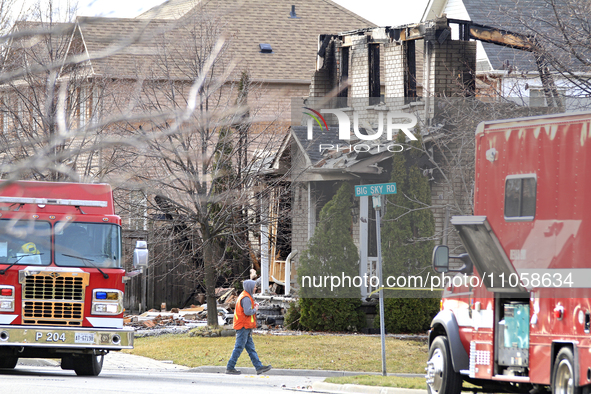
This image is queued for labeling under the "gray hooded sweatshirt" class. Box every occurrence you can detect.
[241,280,257,316]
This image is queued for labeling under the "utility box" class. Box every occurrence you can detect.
[498,303,529,367]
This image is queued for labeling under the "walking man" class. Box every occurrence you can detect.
[226,280,272,375]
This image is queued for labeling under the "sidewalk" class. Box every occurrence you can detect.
[188,365,427,394]
[188,365,423,378]
[311,381,427,394]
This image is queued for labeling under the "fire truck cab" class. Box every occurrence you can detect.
[0,181,137,376]
[426,111,591,394]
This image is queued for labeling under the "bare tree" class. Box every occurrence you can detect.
[507,0,591,96]
[0,0,139,182]
[114,9,291,326]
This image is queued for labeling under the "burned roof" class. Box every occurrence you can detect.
[461,0,588,73]
[291,126,395,176]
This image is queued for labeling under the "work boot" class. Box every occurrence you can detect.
[256,365,272,375]
[225,368,241,375]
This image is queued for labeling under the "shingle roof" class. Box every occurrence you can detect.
[4,21,76,73]
[460,0,538,72]
[78,0,375,82]
[76,17,175,78]
[460,0,585,73]
[292,125,329,165]
[136,0,198,20]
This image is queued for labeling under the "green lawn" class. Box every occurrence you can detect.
[126,333,428,374]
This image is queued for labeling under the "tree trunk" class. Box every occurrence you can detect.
[203,227,218,327]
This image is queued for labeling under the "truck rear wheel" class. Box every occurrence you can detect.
[426,336,462,394]
[0,357,18,369]
[553,348,580,394]
[74,354,104,376]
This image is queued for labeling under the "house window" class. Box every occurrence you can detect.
[15,100,23,137]
[1,111,8,134]
[90,87,99,124]
[79,87,88,128]
[529,88,565,107]
[129,190,147,231]
[505,175,536,220]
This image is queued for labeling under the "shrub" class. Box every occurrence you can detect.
[298,183,359,298]
[284,301,303,331]
[375,296,440,334]
[300,298,366,332]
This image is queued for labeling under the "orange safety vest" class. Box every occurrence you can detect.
[233,291,257,330]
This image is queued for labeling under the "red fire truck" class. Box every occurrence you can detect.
[427,111,591,394]
[0,180,136,376]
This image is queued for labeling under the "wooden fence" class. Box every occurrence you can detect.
[122,230,199,314]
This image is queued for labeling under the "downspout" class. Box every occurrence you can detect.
[284,250,298,296]
[424,40,432,126]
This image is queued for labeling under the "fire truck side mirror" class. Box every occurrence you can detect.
[133,240,149,268]
[432,245,449,273]
[451,253,473,275]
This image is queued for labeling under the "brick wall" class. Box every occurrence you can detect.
[383,42,405,98]
[425,40,477,98]
[350,35,369,98]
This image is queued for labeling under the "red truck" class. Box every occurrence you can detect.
[427,111,591,394]
[0,180,137,376]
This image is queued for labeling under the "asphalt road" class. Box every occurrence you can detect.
[0,353,325,394]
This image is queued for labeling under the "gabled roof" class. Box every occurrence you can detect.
[136,0,198,20]
[3,21,76,74]
[76,17,175,79]
[135,0,375,82]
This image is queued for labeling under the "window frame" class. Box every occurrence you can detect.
[504,174,537,222]
[0,219,52,266]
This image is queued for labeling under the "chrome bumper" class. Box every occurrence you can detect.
[0,325,134,349]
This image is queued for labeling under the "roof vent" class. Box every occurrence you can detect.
[259,43,273,53]
[289,5,300,19]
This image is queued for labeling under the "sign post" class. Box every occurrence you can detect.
[355,182,396,377]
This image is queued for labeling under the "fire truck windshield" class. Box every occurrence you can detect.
[55,223,122,268]
[0,220,51,266]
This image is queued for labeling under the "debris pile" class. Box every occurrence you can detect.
[125,287,292,336]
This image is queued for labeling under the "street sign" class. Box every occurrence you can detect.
[355,183,397,197]
[355,182,397,376]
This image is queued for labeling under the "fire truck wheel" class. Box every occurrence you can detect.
[426,336,462,394]
[552,348,581,394]
[73,354,104,376]
[0,357,18,369]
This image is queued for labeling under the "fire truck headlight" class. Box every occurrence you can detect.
[92,289,123,315]
[93,303,120,314]
[0,286,15,312]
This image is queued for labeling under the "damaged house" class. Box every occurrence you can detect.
[289,17,476,297]
[286,12,572,297]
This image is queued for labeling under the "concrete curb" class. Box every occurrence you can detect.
[186,366,423,378]
[312,381,427,394]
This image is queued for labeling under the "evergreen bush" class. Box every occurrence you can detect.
[284,301,303,331]
[300,298,366,332]
[297,183,365,331]
[374,294,440,333]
